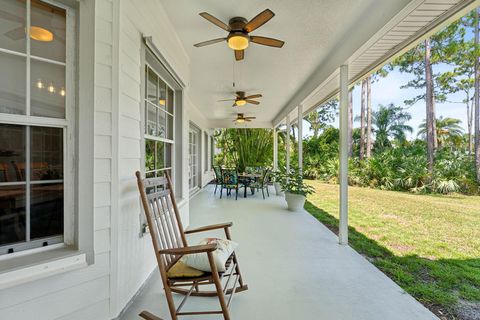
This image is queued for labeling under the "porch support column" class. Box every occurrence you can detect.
[273,127,278,171]
[286,115,291,172]
[339,64,349,245]
[297,104,303,174]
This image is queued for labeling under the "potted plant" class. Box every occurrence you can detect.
[279,169,314,211]
[271,169,285,196]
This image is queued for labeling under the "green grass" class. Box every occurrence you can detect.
[305,180,480,319]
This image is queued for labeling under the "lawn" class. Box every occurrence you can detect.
[305,181,480,320]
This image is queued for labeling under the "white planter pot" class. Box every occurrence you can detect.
[284,192,306,211]
[274,182,284,196]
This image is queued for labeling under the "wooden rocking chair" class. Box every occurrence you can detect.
[135,171,248,320]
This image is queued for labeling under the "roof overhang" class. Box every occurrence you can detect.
[274,0,480,127]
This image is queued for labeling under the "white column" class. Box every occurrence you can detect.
[273,127,278,171]
[339,64,349,245]
[286,115,291,172]
[297,104,303,174]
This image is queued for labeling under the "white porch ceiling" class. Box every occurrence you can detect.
[161,0,477,128]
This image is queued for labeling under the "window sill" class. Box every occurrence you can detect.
[0,245,87,290]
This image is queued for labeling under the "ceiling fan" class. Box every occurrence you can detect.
[194,9,285,61]
[233,113,256,124]
[218,91,262,107]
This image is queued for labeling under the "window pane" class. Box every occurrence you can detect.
[146,67,157,105]
[0,52,26,115]
[165,143,172,168]
[0,124,26,182]
[31,126,63,181]
[158,77,166,110]
[167,88,174,114]
[30,183,63,240]
[0,185,26,246]
[166,113,173,140]
[158,109,166,138]
[146,104,157,136]
[0,0,26,53]
[31,59,66,118]
[156,141,164,170]
[145,139,155,172]
[30,0,66,62]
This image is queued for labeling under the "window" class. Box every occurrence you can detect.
[0,0,74,255]
[144,63,174,179]
[204,132,208,172]
[189,124,200,191]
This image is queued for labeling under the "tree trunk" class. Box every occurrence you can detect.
[425,38,436,174]
[475,7,480,183]
[360,79,366,160]
[348,89,353,157]
[366,76,372,158]
[466,91,472,156]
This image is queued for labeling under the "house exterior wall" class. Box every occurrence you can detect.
[0,0,214,319]
[0,0,112,319]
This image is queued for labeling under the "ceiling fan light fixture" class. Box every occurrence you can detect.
[236,118,245,123]
[30,26,54,42]
[227,33,249,50]
[235,99,247,106]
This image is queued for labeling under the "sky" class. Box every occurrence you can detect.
[301,15,475,140]
[302,65,471,140]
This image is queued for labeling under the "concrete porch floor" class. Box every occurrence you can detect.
[120,185,438,320]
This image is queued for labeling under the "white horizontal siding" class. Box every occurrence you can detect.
[0,0,115,319]
[0,276,110,320]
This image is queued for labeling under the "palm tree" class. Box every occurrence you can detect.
[372,103,413,152]
[418,117,464,149]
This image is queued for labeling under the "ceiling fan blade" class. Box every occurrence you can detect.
[245,117,257,120]
[244,9,275,33]
[234,50,244,61]
[245,119,252,122]
[194,37,226,47]
[245,94,262,99]
[250,36,285,48]
[246,99,260,105]
[232,103,237,107]
[0,10,25,24]
[4,27,25,40]
[199,12,231,32]
[217,98,236,102]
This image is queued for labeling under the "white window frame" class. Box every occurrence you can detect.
[143,58,175,179]
[0,0,76,256]
[189,123,201,192]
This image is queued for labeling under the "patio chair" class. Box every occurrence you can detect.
[249,168,270,199]
[220,169,243,200]
[213,166,223,194]
[135,171,248,320]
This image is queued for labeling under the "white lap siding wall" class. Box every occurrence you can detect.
[0,0,214,319]
[0,0,114,319]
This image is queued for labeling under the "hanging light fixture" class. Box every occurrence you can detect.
[235,99,247,106]
[48,83,55,93]
[36,79,44,89]
[227,33,249,51]
[60,88,66,97]
[30,26,54,42]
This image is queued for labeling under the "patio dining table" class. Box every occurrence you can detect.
[238,172,262,198]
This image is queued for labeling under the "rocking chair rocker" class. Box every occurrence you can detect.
[135,171,248,320]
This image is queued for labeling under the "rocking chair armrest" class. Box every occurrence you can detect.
[159,243,218,256]
[184,222,233,234]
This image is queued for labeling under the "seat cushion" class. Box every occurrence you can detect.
[181,238,238,272]
[167,260,206,278]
